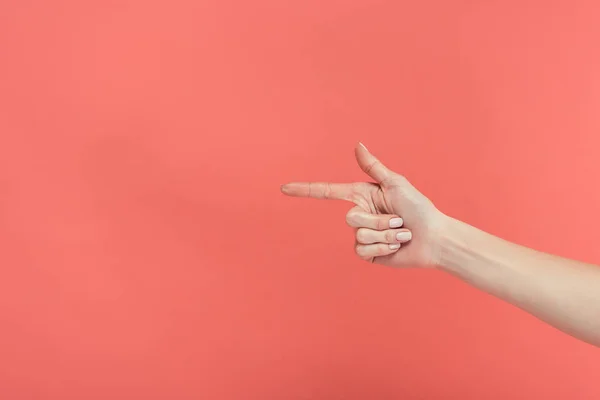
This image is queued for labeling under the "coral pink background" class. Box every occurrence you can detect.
[1,1,600,398]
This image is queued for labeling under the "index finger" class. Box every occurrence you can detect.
[280,182,353,201]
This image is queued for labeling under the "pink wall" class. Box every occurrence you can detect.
[1,1,600,398]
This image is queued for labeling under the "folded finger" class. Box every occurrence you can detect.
[356,228,413,245]
[355,242,401,260]
[346,207,403,230]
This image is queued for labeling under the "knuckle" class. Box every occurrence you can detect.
[395,174,409,185]
[385,230,395,243]
[355,228,367,243]
[373,244,383,257]
[355,244,364,256]
[374,244,386,256]
[324,182,332,199]
[362,161,375,174]
[345,212,356,226]
[356,245,371,260]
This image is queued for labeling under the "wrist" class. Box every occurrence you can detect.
[433,214,473,272]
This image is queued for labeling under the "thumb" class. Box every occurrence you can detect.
[355,142,395,186]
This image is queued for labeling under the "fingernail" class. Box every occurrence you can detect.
[396,231,412,241]
[358,142,368,151]
[389,217,403,228]
[389,243,401,250]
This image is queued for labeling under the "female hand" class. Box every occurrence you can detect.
[281,143,447,268]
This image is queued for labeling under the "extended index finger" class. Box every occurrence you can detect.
[281,182,354,201]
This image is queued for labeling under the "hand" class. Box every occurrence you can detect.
[281,143,447,268]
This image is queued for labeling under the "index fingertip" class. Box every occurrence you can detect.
[280,183,290,194]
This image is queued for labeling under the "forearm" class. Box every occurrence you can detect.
[438,216,600,347]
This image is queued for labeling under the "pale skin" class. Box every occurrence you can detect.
[281,143,600,347]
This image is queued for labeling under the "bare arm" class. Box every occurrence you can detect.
[282,143,600,347]
[439,216,600,347]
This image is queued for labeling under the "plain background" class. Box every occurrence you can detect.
[1,0,600,398]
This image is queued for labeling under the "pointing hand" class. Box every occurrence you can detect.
[281,143,446,267]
